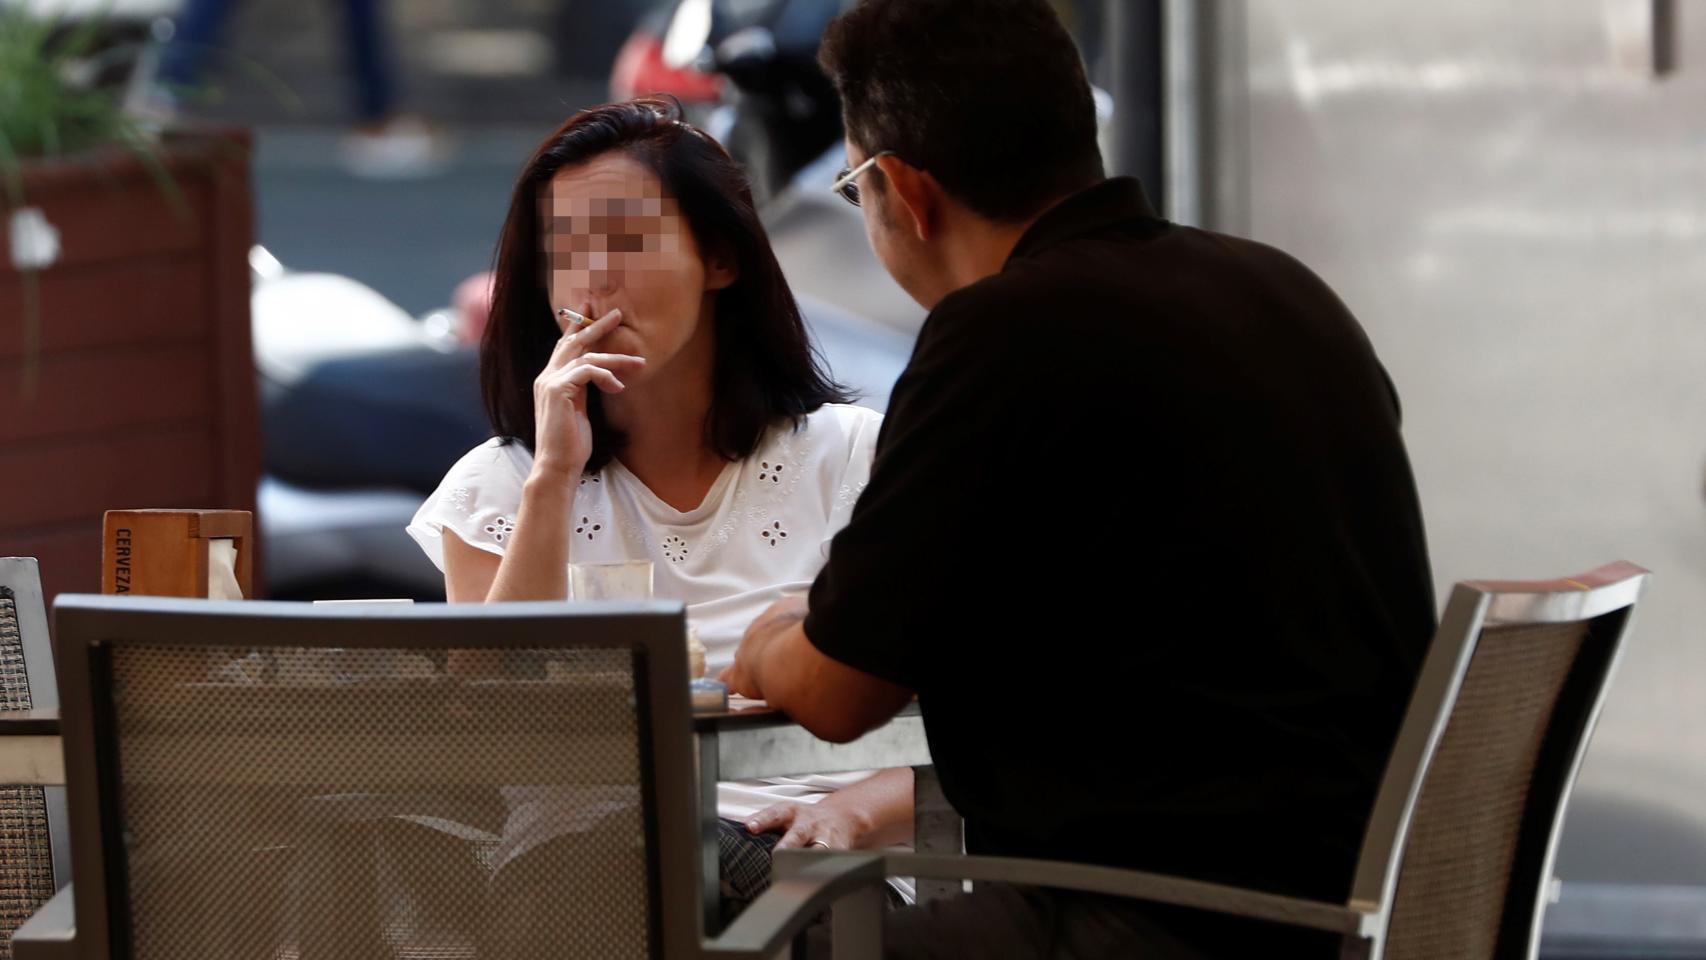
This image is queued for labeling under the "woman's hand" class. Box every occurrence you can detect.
[744,798,871,851]
[744,768,915,850]
[531,305,645,479]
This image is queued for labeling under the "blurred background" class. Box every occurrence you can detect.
[1,0,1702,954]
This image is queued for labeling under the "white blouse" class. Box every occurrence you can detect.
[408,403,885,821]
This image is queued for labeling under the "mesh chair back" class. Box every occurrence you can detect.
[0,560,60,960]
[54,598,700,960]
[1382,622,1590,959]
[1355,563,1646,960]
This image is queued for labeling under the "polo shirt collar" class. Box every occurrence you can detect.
[1005,177,1161,265]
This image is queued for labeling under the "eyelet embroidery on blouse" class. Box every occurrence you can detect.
[835,480,868,510]
[443,487,470,510]
[674,420,815,563]
[760,521,789,547]
[662,535,689,563]
[578,473,603,487]
[484,516,515,542]
[575,516,603,541]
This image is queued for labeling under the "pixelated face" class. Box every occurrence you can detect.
[540,152,735,379]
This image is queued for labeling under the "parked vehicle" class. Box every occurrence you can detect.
[612,0,845,202]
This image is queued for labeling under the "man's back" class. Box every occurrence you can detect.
[808,178,1436,931]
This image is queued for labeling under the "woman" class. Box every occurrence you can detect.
[407,99,911,918]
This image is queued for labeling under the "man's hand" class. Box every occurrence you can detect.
[722,595,913,743]
[721,595,806,699]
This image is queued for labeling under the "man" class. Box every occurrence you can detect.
[722,1,1436,955]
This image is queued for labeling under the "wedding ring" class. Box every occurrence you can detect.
[809,839,831,849]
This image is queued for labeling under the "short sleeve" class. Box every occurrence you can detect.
[805,296,1027,691]
[823,405,884,547]
[406,438,530,571]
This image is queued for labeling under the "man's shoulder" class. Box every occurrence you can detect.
[1006,219,1358,341]
[1024,218,1314,289]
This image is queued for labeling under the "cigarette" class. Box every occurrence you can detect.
[557,306,593,329]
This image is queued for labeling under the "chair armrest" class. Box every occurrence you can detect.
[0,710,60,736]
[703,851,886,960]
[883,853,1375,937]
[13,884,76,960]
[0,710,64,786]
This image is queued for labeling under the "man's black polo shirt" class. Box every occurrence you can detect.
[806,177,1436,939]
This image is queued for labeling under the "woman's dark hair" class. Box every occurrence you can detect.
[481,97,851,472]
[820,0,1103,223]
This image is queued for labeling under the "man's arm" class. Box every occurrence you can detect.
[725,296,1018,739]
[722,597,913,743]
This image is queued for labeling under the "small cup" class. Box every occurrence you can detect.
[569,560,654,601]
[689,678,728,712]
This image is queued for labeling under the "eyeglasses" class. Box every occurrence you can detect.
[830,151,896,207]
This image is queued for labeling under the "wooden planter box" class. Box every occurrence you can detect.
[0,128,259,604]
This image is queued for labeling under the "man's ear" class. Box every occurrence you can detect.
[875,155,943,243]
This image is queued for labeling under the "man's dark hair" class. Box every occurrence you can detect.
[819,0,1104,223]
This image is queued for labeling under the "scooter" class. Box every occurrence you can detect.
[611,0,845,203]
[250,246,487,599]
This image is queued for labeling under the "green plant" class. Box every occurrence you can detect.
[0,7,298,401]
[0,4,183,399]
[0,7,171,197]
[0,5,296,202]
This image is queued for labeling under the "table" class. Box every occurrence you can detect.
[693,700,958,928]
[0,697,956,933]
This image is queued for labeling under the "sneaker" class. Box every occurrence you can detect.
[340,116,452,179]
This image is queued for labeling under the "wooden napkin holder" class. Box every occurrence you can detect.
[101,509,253,598]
